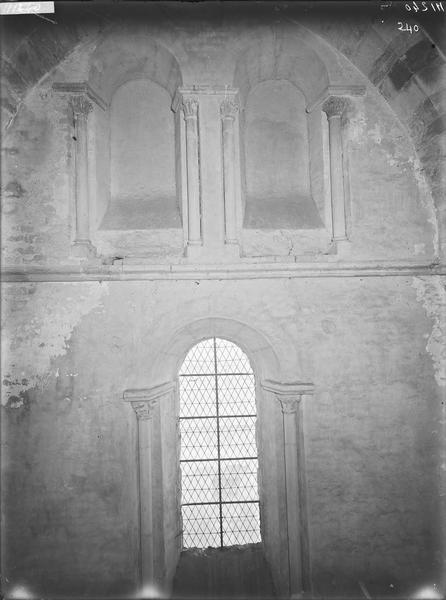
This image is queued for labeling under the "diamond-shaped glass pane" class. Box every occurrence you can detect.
[180,418,218,460]
[179,338,215,375]
[215,338,253,374]
[182,503,221,548]
[179,376,216,418]
[221,459,259,502]
[181,461,219,504]
[219,374,256,416]
[222,502,261,546]
[179,338,260,549]
[219,416,257,459]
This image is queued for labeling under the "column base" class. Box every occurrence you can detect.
[334,238,351,257]
[72,240,97,259]
[223,242,241,260]
[185,242,203,259]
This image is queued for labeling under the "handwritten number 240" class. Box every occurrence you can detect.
[398,22,420,33]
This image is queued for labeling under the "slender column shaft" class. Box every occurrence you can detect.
[220,99,239,244]
[182,98,201,245]
[71,96,93,244]
[323,97,348,242]
[124,383,175,594]
[130,399,159,589]
[138,417,154,587]
[281,398,303,598]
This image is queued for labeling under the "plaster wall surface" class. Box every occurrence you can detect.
[0,4,445,599]
[105,80,179,230]
[0,12,439,263]
[1,277,442,597]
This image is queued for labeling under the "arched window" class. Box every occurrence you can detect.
[178,337,261,548]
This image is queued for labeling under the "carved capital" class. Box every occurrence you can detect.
[123,382,175,421]
[131,399,159,421]
[261,380,314,414]
[279,395,300,415]
[182,98,199,119]
[70,95,93,118]
[220,98,239,121]
[322,96,349,118]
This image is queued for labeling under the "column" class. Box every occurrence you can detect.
[182,97,202,247]
[70,95,95,257]
[220,98,239,245]
[262,380,314,599]
[281,395,303,598]
[124,382,175,594]
[322,96,349,244]
[132,399,158,589]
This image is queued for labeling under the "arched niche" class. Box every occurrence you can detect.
[243,79,322,229]
[123,317,314,599]
[84,32,184,254]
[233,32,330,110]
[234,33,330,237]
[99,79,180,230]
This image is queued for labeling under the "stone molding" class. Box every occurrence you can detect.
[172,85,238,111]
[123,382,175,420]
[306,84,366,113]
[262,380,314,412]
[2,261,444,282]
[52,81,108,110]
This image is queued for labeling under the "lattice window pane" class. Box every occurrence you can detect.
[179,337,260,549]
[179,338,215,375]
[180,418,218,460]
[219,416,257,459]
[182,504,221,548]
[179,376,216,418]
[215,338,253,374]
[221,459,259,502]
[222,502,261,546]
[181,461,220,504]
[218,374,256,416]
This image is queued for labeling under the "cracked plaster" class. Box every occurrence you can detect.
[1,282,109,404]
[412,275,446,387]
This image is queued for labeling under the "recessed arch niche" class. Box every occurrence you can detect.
[100,79,179,230]
[85,31,184,255]
[233,30,337,246]
[243,79,322,229]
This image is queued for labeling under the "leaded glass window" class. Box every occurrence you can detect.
[179,337,261,548]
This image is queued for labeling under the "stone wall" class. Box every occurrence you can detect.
[1,3,444,599]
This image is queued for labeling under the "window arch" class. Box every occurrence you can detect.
[178,337,261,548]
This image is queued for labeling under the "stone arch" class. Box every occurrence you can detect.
[232,23,360,109]
[87,25,183,105]
[126,315,314,598]
[85,25,184,244]
[233,28,340,233]
[147,316,298,386]
[233,32,329,109]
